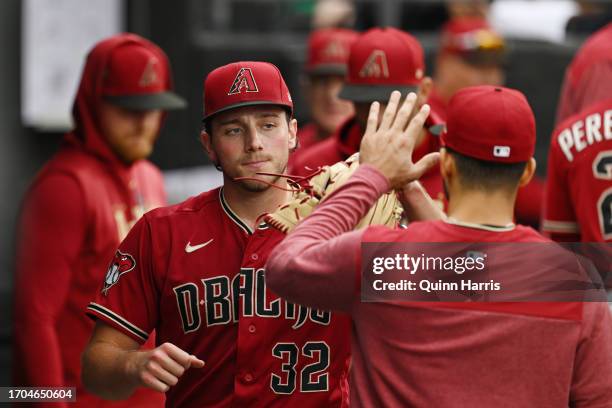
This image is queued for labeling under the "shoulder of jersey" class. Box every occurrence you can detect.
[553,98,612,140]
[145,188,221,221]
[514,225,551,242]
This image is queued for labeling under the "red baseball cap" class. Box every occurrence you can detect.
[102,43,186,110]
[203,61,293,120]
[440,18,505,66]
[339,27,425,103]
[441,86,535,163]
[306,28,359,76]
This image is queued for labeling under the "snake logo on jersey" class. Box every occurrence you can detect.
[102,250,136,295]
[173,268,330,333]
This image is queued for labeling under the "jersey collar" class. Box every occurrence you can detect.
[445,217,516,232]
[219,188,270,234]
[219,188,253,235]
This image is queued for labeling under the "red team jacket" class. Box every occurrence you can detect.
[291,117,445,202]
[13,134,166,408]
[543,98,612,242]
[13,34,168,407]
[87,188,351,407]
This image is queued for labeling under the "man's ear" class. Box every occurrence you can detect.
[439,148,453,180]
[200,130,217,164]
[288,117,298,151]
[518,157,536,188]
[417,76,433,104]
[440,148,459,185]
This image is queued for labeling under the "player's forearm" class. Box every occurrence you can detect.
[81,341,142,400]
[398,181,446,222]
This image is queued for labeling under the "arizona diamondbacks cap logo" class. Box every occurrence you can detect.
[139,58,159,87]
[322,40,348,59]
[228,67,259,95]
[102,250,136,295]
[359,50,389,78]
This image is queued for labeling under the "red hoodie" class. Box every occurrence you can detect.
[13,34,167,407]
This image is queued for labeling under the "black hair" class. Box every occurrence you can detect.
[445,147,527,192]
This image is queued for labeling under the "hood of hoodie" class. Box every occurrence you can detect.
[63,33,175,170]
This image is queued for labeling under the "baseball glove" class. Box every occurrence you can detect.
[264,153,403,233]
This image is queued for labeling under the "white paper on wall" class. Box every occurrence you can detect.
[21,0,123,130]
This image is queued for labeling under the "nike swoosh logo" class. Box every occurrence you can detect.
[185,238,214,253]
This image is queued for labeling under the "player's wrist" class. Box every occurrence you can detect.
[123,349,148,389]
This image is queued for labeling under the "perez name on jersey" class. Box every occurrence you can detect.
[557,108,612,161]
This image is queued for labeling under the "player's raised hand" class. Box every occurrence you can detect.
[128,342,205,393]
[359,91,439,189]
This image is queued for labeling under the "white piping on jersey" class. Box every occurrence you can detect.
[219,188,253,235]
[541,219,580,233]
[445,217,516,232]
[87,302,149,342]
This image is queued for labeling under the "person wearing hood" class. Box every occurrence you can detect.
[13,33,185,407]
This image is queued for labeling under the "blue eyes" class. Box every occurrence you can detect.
[225,128,241,135]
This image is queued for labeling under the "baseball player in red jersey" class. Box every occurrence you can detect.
[297,28,358,151]
[543,98,612,242]
[82,61,353,407]
[291,27,445,202]
[428,17,544,228]
[267,87,612,406]
[543,23,612,243]
[13,33,186,408]
[556,22,612,124]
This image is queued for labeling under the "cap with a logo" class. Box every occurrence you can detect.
[440,18,505,66]
[306,28,359,76]
[203,61,293,120]
[102,43,186,110]
[339,27,425,103]
[441,86,535,163]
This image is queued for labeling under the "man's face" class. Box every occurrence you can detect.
[98,101,163,164]
[204,105,297,192]
[437,54,504,100]
[307,74,354,135]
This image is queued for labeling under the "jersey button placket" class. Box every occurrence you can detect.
[244,373,253,383]
[251,253,258,261]
[248,324,256,333]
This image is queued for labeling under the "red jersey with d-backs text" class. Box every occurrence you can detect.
[543,98,612,242]
[87,187,351,407]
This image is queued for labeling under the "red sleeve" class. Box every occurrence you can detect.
[266,165,389,312]
[570,301,612,407]
[13,173,86,391]
[542,140,581,241]
[86,214,160,344]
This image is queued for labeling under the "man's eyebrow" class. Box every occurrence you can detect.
[257,112,282,118]
[218,118,243,126]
